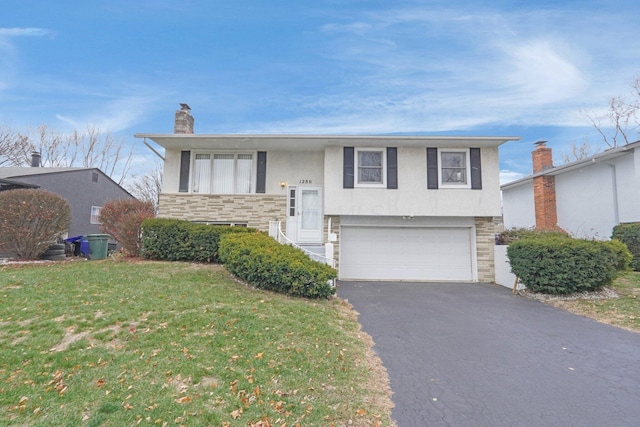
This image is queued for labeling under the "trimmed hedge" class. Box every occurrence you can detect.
[507,236,624,294]
[612,222,640,271]
[219,232,337,299]
[140,218,254,262]
[603,239,633,272]
[495,227,568,245]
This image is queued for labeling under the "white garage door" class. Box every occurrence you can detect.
[340,226,474,281]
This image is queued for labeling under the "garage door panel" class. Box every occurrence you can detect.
[340,226,473,281]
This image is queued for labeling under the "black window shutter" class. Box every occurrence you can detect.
[256,151,267,193]
[387,147,398,189]
[179,150,190,192]
[426,147,438,189]
[470,148,482,189]
[343,147,354,188]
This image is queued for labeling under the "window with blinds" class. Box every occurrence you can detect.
[192,153,253,194]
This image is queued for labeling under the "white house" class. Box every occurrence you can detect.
[502,140,640,239]
[135,105,519,282]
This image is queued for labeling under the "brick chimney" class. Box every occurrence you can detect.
[174,103,194,134]
[532,141,558,230]
[31,151,41,167]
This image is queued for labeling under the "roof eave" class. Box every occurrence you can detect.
[134,133,521,151]
[501,140,639,190]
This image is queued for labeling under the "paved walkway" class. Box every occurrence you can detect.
[337,281,640,427]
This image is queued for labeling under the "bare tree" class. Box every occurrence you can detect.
[126,161,163,210]
[1,124,134,185]
[560,140,593,164]
[0,126,29,166]
[584,76,640,147]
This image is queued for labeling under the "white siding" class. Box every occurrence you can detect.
[501,181,535,230]
[616,152,640,224]
[265,151,324,193]
[324,146,502,217]
[501,148,640,240]
[555,163,617,238]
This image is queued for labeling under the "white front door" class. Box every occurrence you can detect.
[289,186,323,243]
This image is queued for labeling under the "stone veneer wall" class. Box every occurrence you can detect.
[324,215,340,269]
[159,194,287,232]
[475,216,497,283]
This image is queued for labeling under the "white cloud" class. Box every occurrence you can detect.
[500,170,526,185]
[297,4,639,134]
[321,22,373,35]
[53,92,169,133]
[0,27,54,37]
[501,38,588,104]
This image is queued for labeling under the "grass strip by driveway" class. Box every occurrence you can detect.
[531,272,640,333]
[0,259,393,426]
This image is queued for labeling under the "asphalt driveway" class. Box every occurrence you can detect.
[338,281,640,427]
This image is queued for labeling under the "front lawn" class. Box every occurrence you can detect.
[0,260,393,426]
[540,272,640,333]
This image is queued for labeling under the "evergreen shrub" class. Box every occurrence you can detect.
[602,239,633,272]
[612,222,640,271]
[507,236,619,294]
[219,232,336,299]
[495,227,568,245]
[140,218,253,262]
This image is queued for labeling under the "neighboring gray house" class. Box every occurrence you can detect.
[135,105,519,282]
[0,177,39,192]
[0,165,135,238]
[501,140,640,239]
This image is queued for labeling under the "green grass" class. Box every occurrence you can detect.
[0,260,392,426]
[576,271,640,332]
[545,272,640,333]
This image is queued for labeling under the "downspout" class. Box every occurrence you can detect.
[142,138,165,161]
[607,163,620,225]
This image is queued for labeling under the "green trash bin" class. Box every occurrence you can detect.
[86,234,110,260]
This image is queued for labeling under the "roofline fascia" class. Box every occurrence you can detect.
[134,133,521,142]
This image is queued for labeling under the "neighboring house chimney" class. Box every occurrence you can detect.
[31,151,41,167]
[532,141,558,230]
[174,103,194,134]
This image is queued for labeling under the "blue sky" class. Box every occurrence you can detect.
[1,0,639,183]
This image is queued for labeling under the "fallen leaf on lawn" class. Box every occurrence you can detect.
[356,408,367,416]
[175,396,191,404]
[231,409,243,419]
[255,352,264,359]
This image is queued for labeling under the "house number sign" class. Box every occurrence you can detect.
[299,179,312,184]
